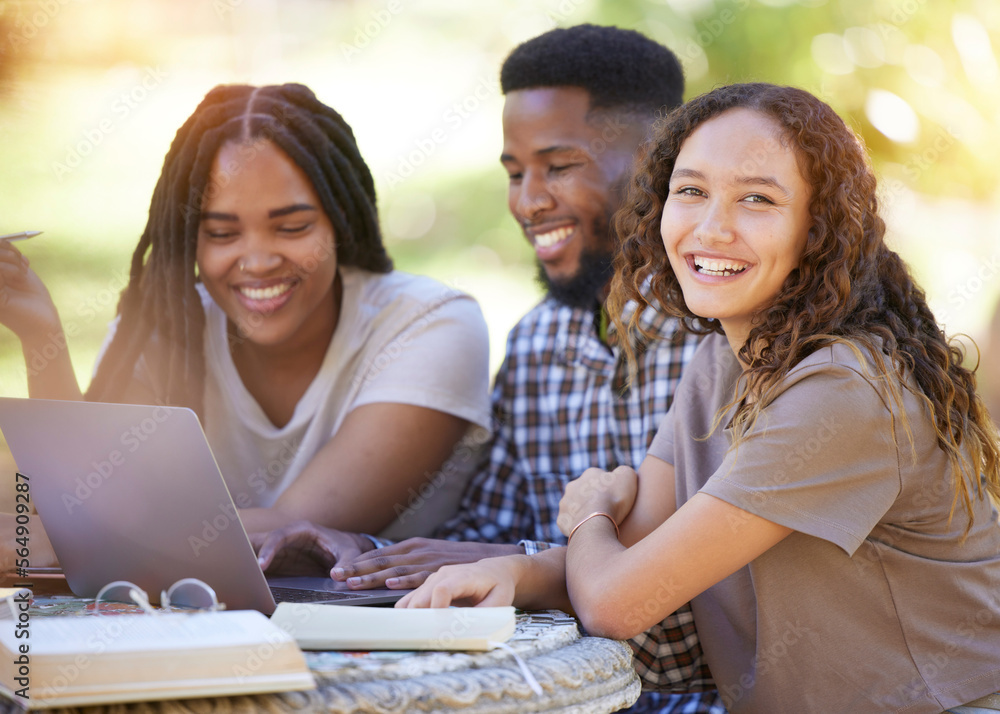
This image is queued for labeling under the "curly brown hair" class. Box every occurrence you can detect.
[609,82,999,531]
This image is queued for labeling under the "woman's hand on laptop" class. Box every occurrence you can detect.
[396,547,572,612]
[395,557,520,609]
[252,520,373,577]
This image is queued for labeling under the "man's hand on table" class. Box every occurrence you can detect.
[333,538,525,590]
[252,520,373,576]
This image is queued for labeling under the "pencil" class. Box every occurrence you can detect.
[0,231,43,242]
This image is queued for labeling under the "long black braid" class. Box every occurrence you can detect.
[86,83,391,416]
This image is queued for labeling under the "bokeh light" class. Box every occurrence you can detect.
[811,33,854,75]
[0,0,997,408]
[865,89,920,143]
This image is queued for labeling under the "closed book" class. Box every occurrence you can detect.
[270,604,516,651]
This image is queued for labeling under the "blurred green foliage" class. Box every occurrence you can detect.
[611,0,998,199]
[0,0,997,397]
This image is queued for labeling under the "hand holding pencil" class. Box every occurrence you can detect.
[0,229,60,341]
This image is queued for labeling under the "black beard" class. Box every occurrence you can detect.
[536,247,615,309]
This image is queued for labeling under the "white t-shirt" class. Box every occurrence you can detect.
[97,266,492,538]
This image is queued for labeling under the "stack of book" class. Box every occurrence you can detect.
[0,597,518,709]
[0,610,314,709]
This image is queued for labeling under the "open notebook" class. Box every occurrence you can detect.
[0,611,314,708]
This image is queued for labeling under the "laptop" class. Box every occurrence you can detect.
[0,397,409,615]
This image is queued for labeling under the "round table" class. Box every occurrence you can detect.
[7,598,640,714]
[296,610,640,713]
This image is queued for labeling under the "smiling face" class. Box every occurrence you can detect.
[501,87,640,306]
[196,139,339,352]
[660,108,813,352]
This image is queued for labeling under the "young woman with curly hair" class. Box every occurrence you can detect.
[0,84,490,568]
[398,83,1000,713]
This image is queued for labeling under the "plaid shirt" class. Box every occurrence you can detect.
[434,296,721,710]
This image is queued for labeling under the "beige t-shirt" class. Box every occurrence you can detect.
[649,332,1000,714]
[98,267,492,539]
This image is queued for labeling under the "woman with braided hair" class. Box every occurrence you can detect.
[397,84,1000,712]
[0,83,491,569]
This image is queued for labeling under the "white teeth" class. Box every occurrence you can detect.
[693,256,749,276]
[534,226,573,248]
[238,283,292,301]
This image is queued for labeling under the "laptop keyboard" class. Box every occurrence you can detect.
[269,586,374,603]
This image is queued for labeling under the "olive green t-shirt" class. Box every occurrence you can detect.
[649,332,1000,713]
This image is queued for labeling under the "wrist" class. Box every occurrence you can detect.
[507,548,571,612]
[568,512,619,543]
[19,324,64,354]
[15,300,62,345]
[490,542,526,557]
[504,553,533,587]
[354,532,379,553]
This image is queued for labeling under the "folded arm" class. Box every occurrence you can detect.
[240,403,471,536]
[565,455,792,640]
[397,454,791,631]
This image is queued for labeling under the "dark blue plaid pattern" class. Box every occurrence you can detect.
[434,296,719,709]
